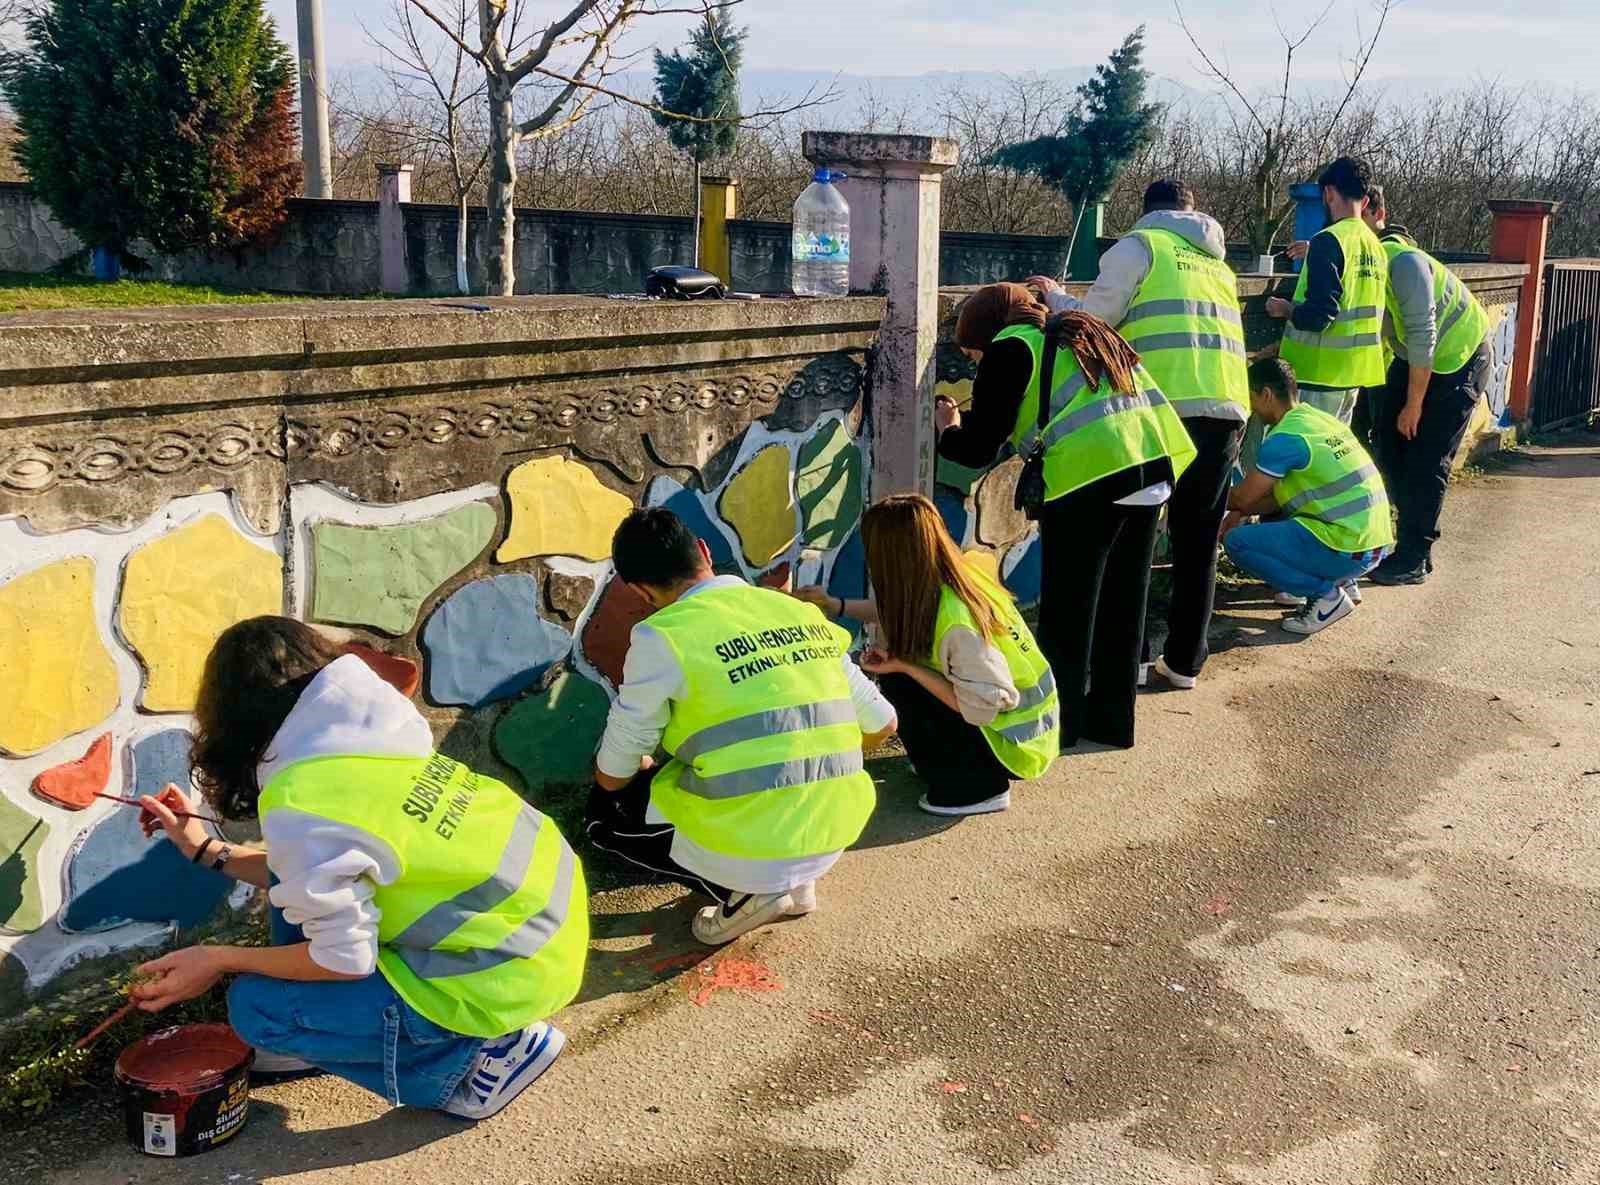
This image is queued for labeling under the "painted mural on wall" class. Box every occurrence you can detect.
[0,348,874,1010]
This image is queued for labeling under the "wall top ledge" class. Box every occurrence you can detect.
[802,131,960,171]
[1487,199,1561,217]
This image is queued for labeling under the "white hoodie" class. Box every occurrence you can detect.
[258,654,434,976]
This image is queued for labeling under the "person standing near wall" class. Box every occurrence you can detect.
[938,285,1195,750]
[1034,179,1248,691]
[1267,157,1388,425]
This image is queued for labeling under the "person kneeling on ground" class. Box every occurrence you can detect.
[589,507,897,946]
[131,617,588,1121]
[1222,357,1394,636]
[797,494,1059,817]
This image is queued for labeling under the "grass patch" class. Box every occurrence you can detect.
[0,271,302,312]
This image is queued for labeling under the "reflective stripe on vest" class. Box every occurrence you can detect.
[646,583,875,862]
[1380,239,1491,375]
[1269,404,1396,553]
[999,323,1197,502]
[259,752,589,1039]
[1279,218,1388,388]
[1120,228,1250,419]
[930,567,1059,779]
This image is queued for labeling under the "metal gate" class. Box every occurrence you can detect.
[1533,261,1600,429]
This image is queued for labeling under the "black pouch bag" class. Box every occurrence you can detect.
[1013,314,1064,522]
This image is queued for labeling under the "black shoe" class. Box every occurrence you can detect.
[1369,558,1428,586]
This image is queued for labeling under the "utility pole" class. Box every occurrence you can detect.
[297,0,333,199]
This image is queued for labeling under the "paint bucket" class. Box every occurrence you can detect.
[114,1023,253,1158]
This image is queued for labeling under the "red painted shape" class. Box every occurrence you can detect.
[31,732,113,809]
[686,958,783,1007]
[1202,893,1233,917]
[759,561,792,591]
[343,643,421,698]
[939,1081,967,1095]
[580,577,654,689]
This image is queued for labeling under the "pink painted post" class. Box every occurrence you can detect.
[802,132,959,499]
[377,163,414,296]
[1487,198,1559,424]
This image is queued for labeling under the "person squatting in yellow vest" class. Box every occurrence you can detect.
[131,617,588,1121]
[1222,357,1395,636]
[1266,157,1388,425]
[589,508,898,947]
[796,493,1059,818]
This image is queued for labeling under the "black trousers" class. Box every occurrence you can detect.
[1372,345,1491,568]
[1159,417,1245,678]
[1038,483,1160,750]
[584,772,734,905]
[877,672,1011,808]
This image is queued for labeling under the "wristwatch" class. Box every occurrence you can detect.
[209,843,234,873]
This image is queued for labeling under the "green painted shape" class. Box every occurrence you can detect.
[0,796,51,934]
[493,671,612,792]
[936,457,988,496]
[311,502,496,636]
[796,420,863,550]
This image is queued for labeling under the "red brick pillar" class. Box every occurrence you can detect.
[1488,199,1559,423]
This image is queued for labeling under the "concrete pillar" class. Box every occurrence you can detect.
[297,0,333,200]
[699,176,737,286]
[802,131,959,500]
[378,164,413,296]
[1488,199,1560,423]
[1067,202,1104,281]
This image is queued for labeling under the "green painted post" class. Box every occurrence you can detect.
[1068,202,1105,281]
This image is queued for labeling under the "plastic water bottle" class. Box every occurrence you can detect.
[792,168,851,297]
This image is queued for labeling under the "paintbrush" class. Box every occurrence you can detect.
[95,793,221,826]
[75,999,137,1049]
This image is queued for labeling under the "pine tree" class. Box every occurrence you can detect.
[3,0,300,269]
[651,12,745,268]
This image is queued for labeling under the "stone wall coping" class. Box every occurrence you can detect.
[802,131,960,170]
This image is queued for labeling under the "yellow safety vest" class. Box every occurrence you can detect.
[1280,217,1387,389]
[1270,404,1396,553]
[647,584,876,862]
[260,752,589,1039]
[1381,238,1491,376]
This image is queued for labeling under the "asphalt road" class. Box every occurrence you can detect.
[24,438,1600,1185]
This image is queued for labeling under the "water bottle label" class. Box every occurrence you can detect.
[793,231,850,264]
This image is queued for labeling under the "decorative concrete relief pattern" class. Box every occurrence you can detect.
[60,804,228,933]
[119,514,284,713]
[0,556,119,756]
[311,502,495,635]
[719,444,797,568]
[0,796,51,934]
[974,456,1029,548]
[796,420,863,550]
[962,550,1002,585]
[579,576,655,691]
[129,729,194,799]
[494,671,613,792]
[1003,535,1042,606]
[30,733,113,811]
[421,575,573,708]
[498,456,633,564]
[1485,302,1517,423]
[545,572,597,623]
[827,529,867,645]
[934,487,970,549]
[646,476,737,572]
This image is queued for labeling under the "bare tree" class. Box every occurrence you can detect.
[1173,0,1397,255]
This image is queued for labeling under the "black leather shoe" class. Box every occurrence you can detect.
[1369,558,1428,586]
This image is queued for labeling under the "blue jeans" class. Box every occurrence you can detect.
[1225,519,1387,600]
[226,904,482,1109]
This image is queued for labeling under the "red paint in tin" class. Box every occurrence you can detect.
[114,1024,254,1157]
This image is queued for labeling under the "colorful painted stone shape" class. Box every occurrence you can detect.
[719,444,797,568]
[975,456,1030,548]
[130,729,194,799]
[827,529,866,645]
[796,420,864,550]
[421,575,573,708]
[30,733,113,810]
[343,643,421,699]
[311,502,495,636]
[0,796,52,934]
[61,804,228,933]
[120,514,284,713]
[579,577,654,690]
[545,572,596,622]
[0,556,118,756]
[934,487,970,548]
[962,550,1002,585]
[1004,536,1042,607]
[647,477,735,571]
[497,456,633,563]
[493,671,612,792]
[759,562,793,591]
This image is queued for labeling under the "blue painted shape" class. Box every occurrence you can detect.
[934,487,970,547]
[62,804,227,933]
[1289,182,1326,272]
[422,574,573,708]
[826,528,866,645]
[131,729,193,798]
[647,477,735,571]
[1004,536,1042,607]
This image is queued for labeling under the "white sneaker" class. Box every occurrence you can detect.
[1273,590,1307,607]
[1344,581,1363,605]
[918,789,1011,817]
[786,881,817,916]
[692,892,797,946]
[1282,589,1354,635]
[1151,655,1197,690]
[442,1022,566,1120]
[1137,662,1151,688]
[249,1049,320,1079]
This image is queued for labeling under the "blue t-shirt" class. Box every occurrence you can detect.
[1256,431,1313,480]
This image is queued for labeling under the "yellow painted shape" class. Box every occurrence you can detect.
[719,444,797,567]
[497,456,634,563]
[935,379,974,410]
[0,557,118,755]
[962,549,1002,585]
[120,514,284,712]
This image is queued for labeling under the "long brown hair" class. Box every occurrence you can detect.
[954,282,1143,396]
[861,494,1008,661]
[191,616,344,819]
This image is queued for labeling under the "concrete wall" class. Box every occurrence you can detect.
[0,295,883,1016]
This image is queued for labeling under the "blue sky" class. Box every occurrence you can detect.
[267,0,1597,92]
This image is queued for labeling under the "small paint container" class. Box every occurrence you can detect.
[115,1023,254,1158]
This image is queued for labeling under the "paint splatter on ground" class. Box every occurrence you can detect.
[686,959,783,1007]
[1202,892,1234,916]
